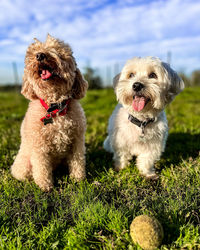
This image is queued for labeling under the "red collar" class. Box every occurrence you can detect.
[40,98,70,125]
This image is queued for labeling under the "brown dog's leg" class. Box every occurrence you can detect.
[11,147,32,181]
[31,150,53,191]
[67,137,86,181]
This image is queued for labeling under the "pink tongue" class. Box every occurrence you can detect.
[132,96,146,112]
[41,69,52,80]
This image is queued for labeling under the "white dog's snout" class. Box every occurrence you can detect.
[132,82,144,92]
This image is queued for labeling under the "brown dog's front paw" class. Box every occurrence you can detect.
[35,179,53,192]
[39,183,53,192]
[70,172,86,182]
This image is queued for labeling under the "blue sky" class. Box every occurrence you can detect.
[0,0,200,84]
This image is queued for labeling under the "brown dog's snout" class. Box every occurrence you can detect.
[132,82,144,92]
[36,53,46,61]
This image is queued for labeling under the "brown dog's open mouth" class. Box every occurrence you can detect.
[39,65,54,80]
[132,95,150,112]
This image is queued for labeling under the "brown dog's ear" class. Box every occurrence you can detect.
[21,72,38,100]
[113,73,121,89]
[72,68,88,99]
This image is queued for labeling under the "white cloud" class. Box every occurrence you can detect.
[0,0,200,83]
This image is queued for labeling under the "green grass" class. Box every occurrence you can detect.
[0,87,199,249]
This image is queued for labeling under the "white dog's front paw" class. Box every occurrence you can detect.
[138,165,159,180]
[144,172,159,180]
[114,161,128,172]
[113,153,131,172]
[114,164,125,172]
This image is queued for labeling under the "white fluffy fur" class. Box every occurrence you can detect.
[104,57,184,179]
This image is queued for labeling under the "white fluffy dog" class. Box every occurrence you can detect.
[104,57,184,179]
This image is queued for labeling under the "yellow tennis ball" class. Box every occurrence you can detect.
[130,215,164,250]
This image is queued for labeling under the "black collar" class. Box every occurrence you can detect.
[128,114,155,134]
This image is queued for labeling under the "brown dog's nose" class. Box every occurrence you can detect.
[36,53,46,61]
[133,82,144,92]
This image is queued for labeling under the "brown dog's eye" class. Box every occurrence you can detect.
[149,72,157,79]
[129,73,135,78]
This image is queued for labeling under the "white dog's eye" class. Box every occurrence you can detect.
[129,73,135,78]
[149,72,157,79]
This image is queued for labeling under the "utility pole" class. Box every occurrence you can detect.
[106,66,112,86]
[12,62,19,91]
[167,51,172,65]
[114,62,120,77]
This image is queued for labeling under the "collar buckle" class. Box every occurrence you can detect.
[40,98,70,125]
[128,114,155,135]
[43,115,53,125]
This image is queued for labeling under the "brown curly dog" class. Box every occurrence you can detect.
[11,34,88,191]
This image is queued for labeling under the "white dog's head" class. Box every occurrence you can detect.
[114,57,184,117]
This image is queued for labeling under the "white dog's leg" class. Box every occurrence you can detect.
[113,151,132,171]
[67,138,86,181]
[136,152,160,179]
[103,136,113,153]
[31,150,53,192]
[11,148,32,181]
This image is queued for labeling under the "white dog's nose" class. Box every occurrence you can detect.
[133,82,144,92]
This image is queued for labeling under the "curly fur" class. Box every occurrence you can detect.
[11,34,88,191]
[104,57,184,179]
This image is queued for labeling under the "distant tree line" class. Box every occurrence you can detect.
[83,67,103,89]
[83,67,200,89]
[179,70,200,87]
[0,84,21,91]
[0,67,200,90]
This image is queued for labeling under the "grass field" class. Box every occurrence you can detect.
[0,87,199,249]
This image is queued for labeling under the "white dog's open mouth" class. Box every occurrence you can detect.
[132,96,150,112]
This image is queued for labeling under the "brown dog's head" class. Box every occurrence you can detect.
[22,34,88,102]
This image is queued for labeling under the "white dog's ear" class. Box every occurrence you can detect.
[113,73,121,89]
[72,68,88,99]
[162,63,185,102]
